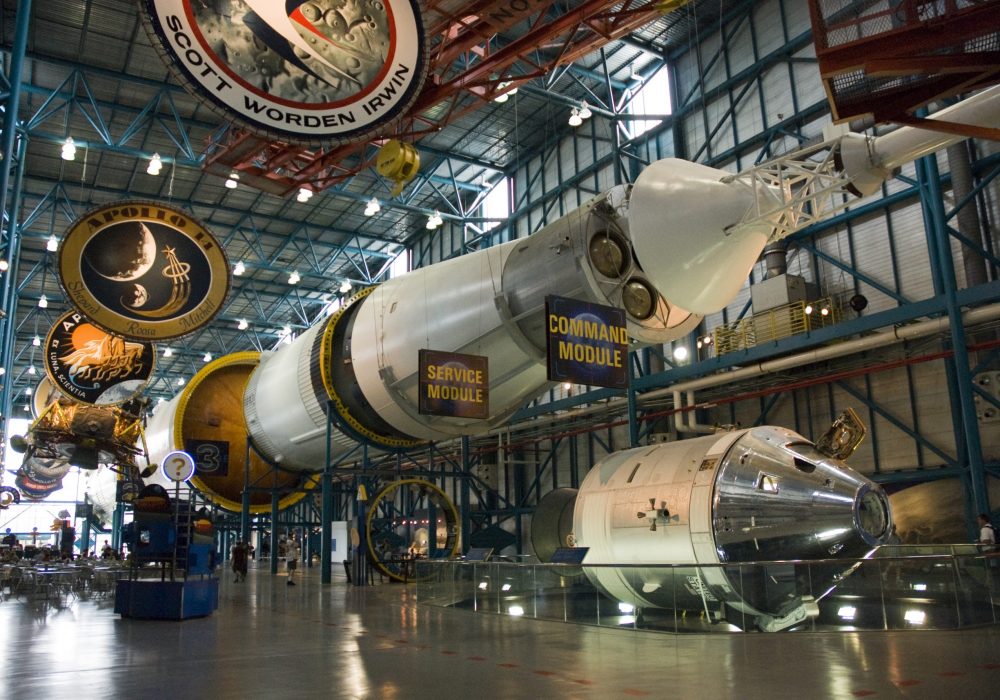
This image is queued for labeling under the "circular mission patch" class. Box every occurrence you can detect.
[44,310,156,406]
[138,0,427,145]
[58,201,230,342]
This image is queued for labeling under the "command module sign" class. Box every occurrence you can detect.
[418,349,489,419]
[546,295,629,390]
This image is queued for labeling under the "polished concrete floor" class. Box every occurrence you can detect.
[2,563,999,699]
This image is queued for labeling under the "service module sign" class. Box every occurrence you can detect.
[418,350,489,419]
[546,295,629,390]
[140,0,426,145]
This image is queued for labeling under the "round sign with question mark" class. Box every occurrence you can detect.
[162,450,196,482]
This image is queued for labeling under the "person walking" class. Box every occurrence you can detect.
[286,537,301,586]
[231,540,249,582]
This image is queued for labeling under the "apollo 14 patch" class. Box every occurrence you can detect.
[139,0,426,145]
[57,201,230,342]
[44,310,155,406]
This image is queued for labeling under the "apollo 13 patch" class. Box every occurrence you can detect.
[139,0,426,145]
[44,310,156,406]
[58,201,230,342]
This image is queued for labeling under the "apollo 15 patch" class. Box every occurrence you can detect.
[139,0,426,145]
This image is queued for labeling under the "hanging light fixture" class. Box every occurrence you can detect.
[0,259,8,271]
[203,352,212,362]
[225,172,239,189]
[233,261,245,276]
[61,137,77,161]
[579,101,592,120]
[296,187,313,203]
[177,377,185,386]
[46,235,58,252]
[280,325,292,337]
[32,335,40,347]
[237,319,249,330]
[364,197,380,216]
[37,294,48,309]
[288,270,301,285]
[147,153,163,176]
[568,108,583,127]
[425,211,443,229]
[339,280,353,294]
[163,347,173,357]
[28,365,36,376]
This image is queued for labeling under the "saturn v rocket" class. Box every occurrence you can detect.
[145,87,1000,624]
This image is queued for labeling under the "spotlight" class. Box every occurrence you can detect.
[297,187,313,202]
[849,294,869,313]
[0,259,7,271]
[804,304,813,315]
[24,387,31,395]
[237,319,249,330]
[37,294,48,309]
[147,153,163,176]
[203,352,212,362]
[820,307,830,317]
[339,280,352,294]
[364,197,380,216]
[46,235,58,252]
[288,270,300,285]
[568,108,583,127]
[225,172,239,189]
[28,365,36,375]
[233,261,245,276]
[163,347,173,357]
[61,137,76,161]
[579,101,592,119]
[32,335,40,347]
[426,211,443,229]
[177,377,185,386]
[672,346,689,362]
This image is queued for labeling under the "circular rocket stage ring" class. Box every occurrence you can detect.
[58,201,230,342]
[43,310,155,406]
[366,478,459,582]
[170,352,320,514]
[138,0,428,146]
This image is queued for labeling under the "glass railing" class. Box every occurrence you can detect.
[414,546,1000,633]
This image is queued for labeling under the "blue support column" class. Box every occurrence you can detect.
[320,401,333,584]
[270,491,279,575]
[111,502,123,551]
[917,154,990,520]
[240,440,251,543]
[460,436,471,553]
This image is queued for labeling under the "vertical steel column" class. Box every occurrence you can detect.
[269,491,279,575]
[240,439,251,543]
[917,153,990,519]
[0,0,30,424]
[460,436,471,553]
[111,502,123,551]
[320,401,333,584]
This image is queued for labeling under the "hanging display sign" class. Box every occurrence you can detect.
[418,349,489,419]
[58,201,230,342]
[44,311,155,406]
[545,295,630,390]
[162,450,197,482]
[139,0,427,145]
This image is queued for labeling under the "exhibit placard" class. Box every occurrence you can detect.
[418,349,489,419]
[545,295,629,390]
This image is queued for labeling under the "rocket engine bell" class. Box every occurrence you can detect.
[532,426,892,631]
